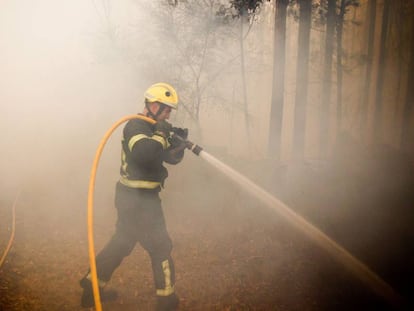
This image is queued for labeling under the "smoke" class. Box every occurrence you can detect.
[1,0,410,241]
[0,0,268,203]
[1,2,413,309]
[0,1,142,203]
[0,0,257,243]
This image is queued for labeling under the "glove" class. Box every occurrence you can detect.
[168,133,186,149]
[154,120,173,138]
[172,127,189,140]
[165,133,187,164]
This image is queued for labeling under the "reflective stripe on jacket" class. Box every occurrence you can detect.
[120,116,169,188]
[119,176,161,189]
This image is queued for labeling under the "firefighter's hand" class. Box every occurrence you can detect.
[168,134,187,150]
[155,120,173,138]
[172,127,188,140]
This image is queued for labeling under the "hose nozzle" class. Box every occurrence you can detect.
[186,141,203,156]
[169,131,203,156]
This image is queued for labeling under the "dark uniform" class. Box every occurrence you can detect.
[81,115,184,309]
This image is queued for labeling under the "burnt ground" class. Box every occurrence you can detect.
[1,142,413,311]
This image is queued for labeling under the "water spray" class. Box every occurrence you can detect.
[88,115,404,310]
[189,148,404,308]
[183,140,404,308]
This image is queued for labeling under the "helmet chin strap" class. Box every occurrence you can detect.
[145,100,166,120]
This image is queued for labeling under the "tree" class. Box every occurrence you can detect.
[335,0,358,131]
[232,3,253,150]
[230,0,269,14]
[293,0,312,161]
[268,0,289,160]
[335,0,346,133]
[373,0,390,142]
[400,6,414,151]
[230,0,271,152]
[360,0,377,138]
[319,0,336,156]
[139,0,242,123]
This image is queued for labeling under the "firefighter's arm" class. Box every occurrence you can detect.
[164,134,186,165]
[128,133,168,165]
[123,120,172,165]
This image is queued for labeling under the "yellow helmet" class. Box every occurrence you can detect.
[144,82,178,110]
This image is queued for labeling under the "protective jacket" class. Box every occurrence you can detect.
[120,115,184,189]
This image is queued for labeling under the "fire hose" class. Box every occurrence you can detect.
[0,191,19,269]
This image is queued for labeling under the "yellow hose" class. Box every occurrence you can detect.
[87,114,156,311]
[0,191,19,269]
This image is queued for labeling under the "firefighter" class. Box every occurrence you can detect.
[80,83,187,311]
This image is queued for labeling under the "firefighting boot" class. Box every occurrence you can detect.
[156,293,179,311]
[79,275,118,308]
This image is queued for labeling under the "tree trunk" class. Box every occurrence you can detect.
[240,10,251,149]
[320,0,336,157]
[336,0,346,136]
[360,0,377,138]
[374,0,390,143]
[400,13,414,151]
[268,0,289,159]
[293,0,311,161]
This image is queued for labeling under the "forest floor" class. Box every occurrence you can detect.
[1,142,413,311]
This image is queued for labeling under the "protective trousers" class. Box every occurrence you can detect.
[93,182,175,297]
